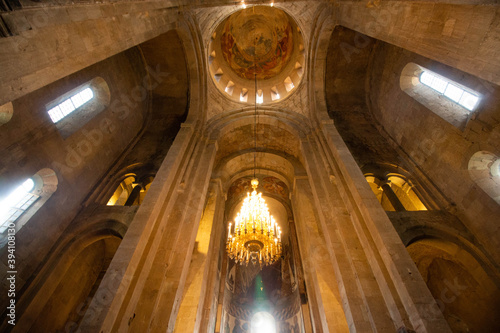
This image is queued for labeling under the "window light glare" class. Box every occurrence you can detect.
[460,91,479,111]
[48,106,64,123]
[256,92,264,104]
[48,87,94,123]
[71,93,85,108]
[420,72,433,86]
[21,178,35,192]
[444,84,463,103]
[251,312,276,333]
[420,71,480,111]
[0,178,37,231]
[431,77,446,93]
[59,99,75,115]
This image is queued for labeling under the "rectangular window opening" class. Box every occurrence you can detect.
[420,71,480,112]
[47,87,94,123]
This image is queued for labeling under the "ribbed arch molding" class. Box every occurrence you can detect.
[206,107,310,140]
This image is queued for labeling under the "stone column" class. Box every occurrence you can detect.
[197,179,226,332]
[299,137,395,332]
[318,120,451,332]
[172,178,226,333]
[291,177,331,333]
[79,125,218,332]
[288,219,313,333]
[381,182,407,212]
[124,183,143,206]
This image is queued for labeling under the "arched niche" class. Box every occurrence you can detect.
[10,220,127,333]
[364,170,429,211]
[468,150,500,205]
[0,101,13,126]
[387,174,427,211]
[407,238,500,332]
[106,175,137,206]
[28,235,122,332]
[106,174,154,207]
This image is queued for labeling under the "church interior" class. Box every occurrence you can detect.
[0,0,499,332]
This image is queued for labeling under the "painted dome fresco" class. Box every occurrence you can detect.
[208,6,305,105]
[220,6,294,80]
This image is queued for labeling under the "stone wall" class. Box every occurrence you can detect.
[368,39,500,266]
[0,47,148,303]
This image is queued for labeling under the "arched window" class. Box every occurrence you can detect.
[386,174,427,211]
[365,173,427,211]
[256,89,264,104]
[107,175,136,206]
[107,175,153,206]
[47,77,110,138]
[0,168,58,235]
[468,151,500,205]
[400,63,481,130]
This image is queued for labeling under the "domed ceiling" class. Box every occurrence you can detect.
[220,7,294,80]
[208,6,305,105]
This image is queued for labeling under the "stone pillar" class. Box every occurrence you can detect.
[381,182,407,212]
[173,178,226,333]
[288,219,313,333]
[196,179,226,333]
[79,124,218,332]
[298,137,395,332]
[124,183,143,206]
[317,121,451,332]
[291,176,350,332]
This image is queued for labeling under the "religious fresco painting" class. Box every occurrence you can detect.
[220,6,294,80]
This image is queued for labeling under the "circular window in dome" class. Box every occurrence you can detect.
[208,6,305,104]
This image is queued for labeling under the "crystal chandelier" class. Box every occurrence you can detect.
[226,179,282,266]
[226,19,282,266]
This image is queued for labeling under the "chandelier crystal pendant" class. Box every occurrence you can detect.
[226,179,282,266]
